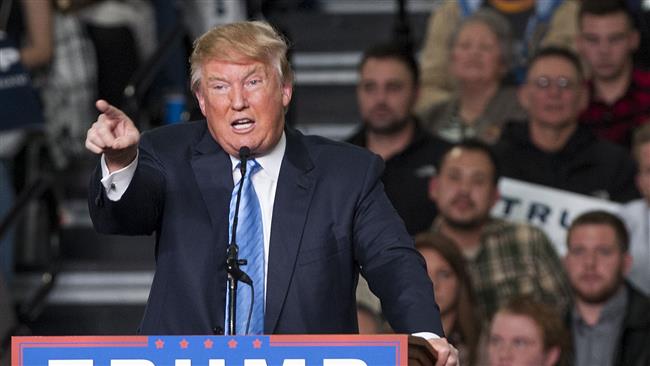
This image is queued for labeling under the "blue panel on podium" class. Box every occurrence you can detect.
[12,335,408,365]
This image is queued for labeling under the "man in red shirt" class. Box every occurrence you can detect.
[578,0,650,148]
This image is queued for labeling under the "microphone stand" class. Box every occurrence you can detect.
[226,147,252,335]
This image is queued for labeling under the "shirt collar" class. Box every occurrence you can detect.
[572,284,628,326]
[588,68,638,104]
[229,131,285,182]
[600,284,628,318]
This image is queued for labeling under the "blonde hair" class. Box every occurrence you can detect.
[189,20,293,92]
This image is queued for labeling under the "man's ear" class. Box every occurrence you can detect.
[413,85,421,107]
[630,29,640,52]
[489,185,501,209]
[195,89,206,117]
[635,172,644,197]
[577,82,589,112]
[543,346,561,366]
[428,176,438,203]
[518,85,530,111]
[622,252,633,276]
[576,32,586,58]
[282,82,293,108]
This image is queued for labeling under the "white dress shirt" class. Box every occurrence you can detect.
[227,133,285,296]
[101,133,287,297]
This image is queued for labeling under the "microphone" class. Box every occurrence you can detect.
[239,146,251,177]
[226,146,256,335]
[226,146,253,285]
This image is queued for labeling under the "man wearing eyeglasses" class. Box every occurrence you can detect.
[494,46,638,203]
[578,0,650,149]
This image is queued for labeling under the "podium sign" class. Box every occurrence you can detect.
[12,335,408,365]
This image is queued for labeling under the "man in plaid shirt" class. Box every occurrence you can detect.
[428,140,572,320]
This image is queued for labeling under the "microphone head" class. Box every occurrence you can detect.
[239,146,251,161]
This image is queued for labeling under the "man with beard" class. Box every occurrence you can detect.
[578,0,650,148]
[347,43,449,235]
[564,210,650,366]
[429,140,571,320]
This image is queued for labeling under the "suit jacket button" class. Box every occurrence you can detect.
[213,326,223,335]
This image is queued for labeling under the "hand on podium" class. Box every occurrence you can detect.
[428,338,458,366]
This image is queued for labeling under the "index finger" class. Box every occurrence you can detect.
[95,99,126,121]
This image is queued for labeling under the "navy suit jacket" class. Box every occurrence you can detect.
[89,121,443,336]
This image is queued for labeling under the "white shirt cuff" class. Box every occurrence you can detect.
[100,151,139,201]
[412,332,441,340]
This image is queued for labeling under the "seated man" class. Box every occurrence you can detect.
[564,210,650,366]
[577,0,650,148]
[429,139,571,320]
[495,47,638,202]
[347,42,449,235]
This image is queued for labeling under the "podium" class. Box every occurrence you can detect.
[12,334,438,365]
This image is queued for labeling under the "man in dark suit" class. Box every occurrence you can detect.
[85,21,457,365]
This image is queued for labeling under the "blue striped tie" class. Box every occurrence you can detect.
[228,159,265,334]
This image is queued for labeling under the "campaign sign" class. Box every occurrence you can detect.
[492,177,622,256]
[12,335,408,366]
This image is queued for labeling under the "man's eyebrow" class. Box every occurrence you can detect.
[206,67,265,82]
[206,75,228,83]
[244,65,265,79]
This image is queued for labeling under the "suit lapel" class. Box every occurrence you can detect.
[190,126,233,229]
[265,128,316,333]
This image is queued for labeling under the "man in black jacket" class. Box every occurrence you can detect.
[347,43,449,234]
[564,210,650,366]
[495,47,638,202]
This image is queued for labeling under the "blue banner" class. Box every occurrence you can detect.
[13,335,408,365]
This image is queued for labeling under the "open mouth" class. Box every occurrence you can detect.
[231,118,254,131]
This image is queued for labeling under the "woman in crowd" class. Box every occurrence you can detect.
[415,232,481,366]
[417,0,578,110]
[419,9,526,144]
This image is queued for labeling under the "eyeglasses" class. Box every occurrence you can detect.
[528,76,577,91]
